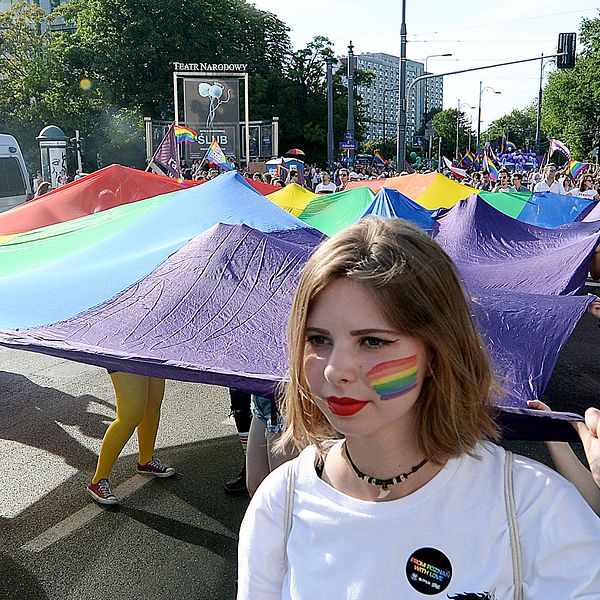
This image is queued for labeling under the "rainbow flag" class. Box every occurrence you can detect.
[276,158,289,180]
[568,159,588,180]
[204,139,234,171]
[460,150,475,168]
[484,155,498,181]
[373,150,389,166]
[174,125,198,144]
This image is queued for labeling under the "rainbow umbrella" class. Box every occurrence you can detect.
[285,149,305,156]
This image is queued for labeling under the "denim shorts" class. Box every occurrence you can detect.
[251,395,284,434]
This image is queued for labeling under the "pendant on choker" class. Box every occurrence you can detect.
[343,441,428,499]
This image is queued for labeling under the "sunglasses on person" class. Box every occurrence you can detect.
[548,167,557,173]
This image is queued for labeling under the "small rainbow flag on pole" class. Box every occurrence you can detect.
[568,159,588,180]
[373,150,390,166]
[484,154,499,181]
[173,125,198,144]
[204,138,234,171]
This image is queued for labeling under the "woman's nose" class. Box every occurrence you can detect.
[323,346,358,385]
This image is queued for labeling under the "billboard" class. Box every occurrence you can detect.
[183,78,240,161]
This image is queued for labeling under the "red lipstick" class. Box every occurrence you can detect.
[326,396,369,416]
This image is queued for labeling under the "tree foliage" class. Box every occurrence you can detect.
[486,103,542,151]
[432,108,473,158]
[0,0,371,171]
[542,12,600,159]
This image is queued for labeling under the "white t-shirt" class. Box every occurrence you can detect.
[567,188,599,200]
[314,182,337,194]
[238,442,600,599]
[533,179,566,194]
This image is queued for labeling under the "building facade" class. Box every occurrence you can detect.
[356,52,443,143]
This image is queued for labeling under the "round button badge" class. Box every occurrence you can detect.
[406,547,452,595]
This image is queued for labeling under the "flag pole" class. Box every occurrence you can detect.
[146,124,174,172]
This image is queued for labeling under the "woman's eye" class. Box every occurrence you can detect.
[362,337,393,348]
[306,335,329,347]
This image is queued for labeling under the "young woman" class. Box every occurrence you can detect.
[567,172,599,200]
[238,216,600,599]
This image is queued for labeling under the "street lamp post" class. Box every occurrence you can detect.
[424,53,452,127]
[396,0,407,171]
[535,54,555,155]
[455,100,475,160]
[476,81,501,151]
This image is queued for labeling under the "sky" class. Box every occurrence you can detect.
[250,0,597,131]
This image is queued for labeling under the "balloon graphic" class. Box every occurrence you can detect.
[198,83,211,97]
[200,81,231,129]
[209,84,223,99]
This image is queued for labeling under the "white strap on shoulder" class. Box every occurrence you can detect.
[504,450,523,600]
[283,460,296,552]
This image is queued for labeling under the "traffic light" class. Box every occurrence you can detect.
[557,33,576,69]
[69,137,83,154]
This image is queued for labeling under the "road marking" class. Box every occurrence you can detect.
[21,475,150,553]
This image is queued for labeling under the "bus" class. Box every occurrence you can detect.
[0,134,32,212]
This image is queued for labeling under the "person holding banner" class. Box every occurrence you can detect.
[527,399,600,516]
[87,372,175,505]
[533,163,566,194]
[238,216,600,599]
[567,173,599,200]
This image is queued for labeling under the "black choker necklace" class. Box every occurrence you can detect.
[343,441,428,499]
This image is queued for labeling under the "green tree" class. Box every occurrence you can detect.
[432,108,473,159]
[363,137,396,161]
[486,103,541,151]
[542,12,600,159]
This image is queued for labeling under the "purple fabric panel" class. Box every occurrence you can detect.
[469,287,594,405]
[582,202,600,222]
[0,224,320,395]
[433,195,600,295]
[497,407,583,442]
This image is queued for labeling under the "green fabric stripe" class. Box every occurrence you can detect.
[0,194,170,277]
[479,191,532,219]
[297,188,375,236]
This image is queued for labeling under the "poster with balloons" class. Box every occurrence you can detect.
[183,78,241,161]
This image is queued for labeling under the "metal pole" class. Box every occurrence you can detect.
[347,41,355,166]
[535,53,543,155]
[326,58,334,168]
[75,129,82,173]
[438,136,442,171]
[477,81,482,152]
[272,116,279,157]
[424,57,429,131]
[396,0,407,171]
[173,72,179,125]
[383,91,386,143]
[455,98,460,161]
[244,73,250,169]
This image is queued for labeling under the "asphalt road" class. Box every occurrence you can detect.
[0,283,598,599]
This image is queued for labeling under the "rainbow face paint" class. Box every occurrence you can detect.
[367,355,418,400]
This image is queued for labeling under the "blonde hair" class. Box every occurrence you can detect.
[278,216,501,464]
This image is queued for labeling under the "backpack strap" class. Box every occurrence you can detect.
[504,450,523,600]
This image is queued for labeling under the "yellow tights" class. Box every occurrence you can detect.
[92,372,165,483]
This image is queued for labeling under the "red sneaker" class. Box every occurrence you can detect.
[136,458,175,478]
[87,479,118,505]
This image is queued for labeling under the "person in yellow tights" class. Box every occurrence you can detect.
[87,372,175,505]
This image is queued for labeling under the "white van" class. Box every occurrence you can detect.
[0,134,32,212]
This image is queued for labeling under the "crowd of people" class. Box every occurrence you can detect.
[72,153,600,596]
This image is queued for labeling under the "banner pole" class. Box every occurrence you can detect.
[244,73,250,170]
